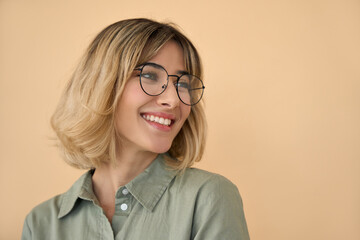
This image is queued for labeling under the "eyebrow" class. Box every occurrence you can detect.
[138,62,189,75]
[177,70,189,75]
[146,62,164,70]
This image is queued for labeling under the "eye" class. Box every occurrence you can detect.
[176,81,190,91]
[176,75,193,92]
[141,71,159,82]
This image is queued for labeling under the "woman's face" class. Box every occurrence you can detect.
[115,41,191,155]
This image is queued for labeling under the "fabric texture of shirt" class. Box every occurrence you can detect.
[21,154,250,240]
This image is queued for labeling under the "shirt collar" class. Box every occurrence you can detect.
[58,153,178,218]
[57,169,95,218]
[125,153,178,211]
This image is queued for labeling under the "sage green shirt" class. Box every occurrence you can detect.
[22,154,250,240]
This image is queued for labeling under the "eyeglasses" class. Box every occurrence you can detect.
[135,62,205,106]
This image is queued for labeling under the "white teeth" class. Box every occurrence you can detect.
[142,114,172,126]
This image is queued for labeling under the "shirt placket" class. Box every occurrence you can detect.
[112,186,132,237]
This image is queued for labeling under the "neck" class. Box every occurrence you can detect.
[92,149,158,194]
[91,144,158,222]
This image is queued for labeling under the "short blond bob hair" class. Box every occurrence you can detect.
[51,18,207,171]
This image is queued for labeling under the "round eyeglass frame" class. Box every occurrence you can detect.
[136,62,205,106]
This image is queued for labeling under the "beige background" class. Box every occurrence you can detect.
[1,0,359,239]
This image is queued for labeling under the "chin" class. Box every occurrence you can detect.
[149,142,172,154]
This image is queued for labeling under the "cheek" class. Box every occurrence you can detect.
[184,107,191,119]
[114,84,144,131]
[116,81,147,112]
[180,105,191,124]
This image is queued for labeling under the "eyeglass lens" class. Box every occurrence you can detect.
[139,63,204,106]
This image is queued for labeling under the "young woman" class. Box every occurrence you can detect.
[22,18,250,240]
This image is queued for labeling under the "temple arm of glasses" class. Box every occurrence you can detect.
[189,86,205,91]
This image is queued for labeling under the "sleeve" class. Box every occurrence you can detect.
[191,175,250,240]
[21,214,32,240]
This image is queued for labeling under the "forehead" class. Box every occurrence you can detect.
[146,41,185,73]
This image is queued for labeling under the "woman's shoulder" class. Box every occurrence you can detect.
[174,167,242,201]
[172,168,249,239]
[181,167,238,186]
[22,193,65,238]
[25,193,64,221]
[24,171,91,222]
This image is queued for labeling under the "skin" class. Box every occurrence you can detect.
[92,41,191,222]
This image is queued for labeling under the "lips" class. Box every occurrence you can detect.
[141,112,175,127]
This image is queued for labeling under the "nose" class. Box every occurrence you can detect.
[156,79,180,108]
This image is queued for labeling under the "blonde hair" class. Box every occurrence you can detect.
[51,18,207,171]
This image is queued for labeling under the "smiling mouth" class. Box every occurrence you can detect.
[141,114,174,126]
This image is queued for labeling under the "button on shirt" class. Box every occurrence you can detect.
[21,154,250,240]
[111,186,131,235]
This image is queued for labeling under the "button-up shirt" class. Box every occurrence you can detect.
[22,154,250,239]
